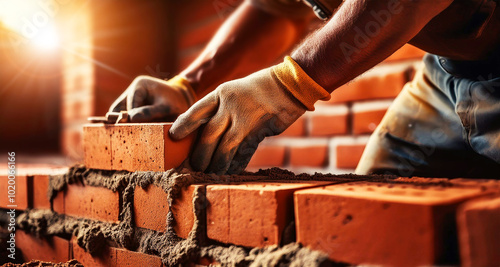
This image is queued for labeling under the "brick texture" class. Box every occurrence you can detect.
[247,145,286,168]
[294,182,490,266]
[83,123,195,172]
[55,183,120,222]
[335,144,366,169]
[17,230,70,263]
[206,182,333,247]
[457,196,500,267]
[134,184,203,238]
[289,144,328,168]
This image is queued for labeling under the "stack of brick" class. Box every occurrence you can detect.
[3,123,500,266]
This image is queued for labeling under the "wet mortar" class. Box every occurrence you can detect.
[8,165,476,266]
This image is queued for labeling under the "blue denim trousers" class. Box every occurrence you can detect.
[356,54,500,178]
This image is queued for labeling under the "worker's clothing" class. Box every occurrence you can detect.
[356,53,500,178]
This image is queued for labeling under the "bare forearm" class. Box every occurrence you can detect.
[292,0,453,93]
[180,1,312,98]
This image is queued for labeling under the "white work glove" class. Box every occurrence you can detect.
[109,75,196,122]
[169,56,331,174]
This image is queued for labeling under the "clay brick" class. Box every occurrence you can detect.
[83,123,195,172]
[206,182,333,247]
[33,175,63,211]
[83,124,112,170]
[56,183,120,222]
[352,100,392,134]
[279,116,306,137]
[116,247,162,267]
[17,230,70,263]
[294,182,490,266]
[326,64,411,104]
[134,184,203,238]
[72,238,116,267]
[385,44,426,62]
[308,105,349,137]
[289,142,328,168]
[72,238,162,267]
[336,145,366,169]
[247,145,286,169]
[0,175,30,210]
[457,196,500,267]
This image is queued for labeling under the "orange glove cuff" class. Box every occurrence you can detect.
[168,75,197,106]
[271,56,331,111]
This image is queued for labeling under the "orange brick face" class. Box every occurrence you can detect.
[17,230,70,263]
[133,184,201,238]
[206,182,333,247]
[309,114,348,137]
[294,182,490,266]
[0,175,30,210]
[56,184,120,222]
[247,145,286,168]
[336,144,366,169]
[289,145,328,168]
[352,109,388,134]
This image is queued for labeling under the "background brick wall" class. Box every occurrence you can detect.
[57,0,425,173]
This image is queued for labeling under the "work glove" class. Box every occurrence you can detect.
[109,75,197,122]
[169,56,331,174]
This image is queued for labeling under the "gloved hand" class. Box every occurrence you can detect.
[109,75,196,122]
[169,56,331,174]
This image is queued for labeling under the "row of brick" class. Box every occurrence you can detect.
[6,171,500,266]
[247,136,370,173]
[15,230,163,267]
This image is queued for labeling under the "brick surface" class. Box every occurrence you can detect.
[84,123,195,172]
[134,184,202,238]
[33,175,63,211]
[56,183,120,222]
[247,145,286,169]
[294,182,490,266]
[72,238,162,267]
[83,124,113,170]
[308,105,348,137]
[206,182,333,247]
[352,101,392,135]
[457,196,500,267]
[326,64,410,104]
[335,144,366,169]
[17,230,70,263]
[289,144,328,168]
[0,175,30,210]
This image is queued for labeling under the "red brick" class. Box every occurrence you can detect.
[72,238,116,267]
[17,230,70,263]
[247,145,286,169]
[351,101,392,135]
[33,175,63,211]
[83,124,112,170]
[294,182,489,266]
[115,247,162,267]
[0,175,30,210]
[71,238,162,267]
[309,114,348,137]
[335,144,366,169]
[457,196,500,267]
[206,182,333,247]
[56,183,120,222]
[279,116,306,137]
[134,184,202,238]
[289,144,328,168]
[385,44,426,62]
[327,65,409,104]
[83,123,195,172]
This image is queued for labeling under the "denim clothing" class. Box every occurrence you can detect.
[356,54,500,178]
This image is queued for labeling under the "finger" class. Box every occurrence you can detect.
[128,105,174,123]
[109,91,127,112]
[127,84,149,110]
[190,114,230,172]
[227,134,261,174]
[206,127,242,175]
[169,92,219,140]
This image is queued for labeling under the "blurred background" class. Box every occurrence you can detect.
[0,0,425,174]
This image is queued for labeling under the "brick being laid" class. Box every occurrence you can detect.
[294,181,492,267]
[83,123,195,172]
[206,181,337,247]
